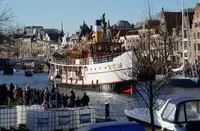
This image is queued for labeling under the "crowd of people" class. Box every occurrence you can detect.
[0,83,90,108]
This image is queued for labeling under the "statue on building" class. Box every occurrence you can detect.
[106,20,112,42]
[101,13,107,41]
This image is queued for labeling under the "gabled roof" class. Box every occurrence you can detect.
[187,12,194,28]
[134,20,160,30]
[162,10,194,35]
[126,30,139,36]
[40,29,59,34]
[115,29,131,39]
[163,11,182,35]
[112,20,134,29]
[40,29,63,43]
[134,22,145,29]
[144,20,160,29]
[78,22,92,40]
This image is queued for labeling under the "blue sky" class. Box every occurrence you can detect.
[2,0,199,33]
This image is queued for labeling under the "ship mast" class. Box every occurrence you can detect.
[186,9,195,77]
[182,0,185,75]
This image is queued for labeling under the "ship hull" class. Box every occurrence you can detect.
[49,51,136,92]
[49,77,135,92]
[168,76,200,87]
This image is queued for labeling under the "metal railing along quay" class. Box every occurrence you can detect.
[11,57,45,64]
[0,105,95,131]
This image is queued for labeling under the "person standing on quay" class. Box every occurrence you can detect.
[9,83,15,102]
[44,87,50,102]
[81,92,90,106]
[75,96,81,107]
[69,88,76,107]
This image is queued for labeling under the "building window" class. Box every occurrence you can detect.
[194,33,196,39]
[184,41,187,49]
[173,44,176,51]
[198,32,200,39]
[195,23,198,28]
[197,13,199,18]
[184,30,187,38]
[177,43,179,50]
[198,43,200,51]
[194,44,196,51]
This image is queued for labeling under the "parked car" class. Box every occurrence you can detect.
[74,122,145,131]
[125,97,200,131]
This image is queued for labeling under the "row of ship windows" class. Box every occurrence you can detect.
[89,67,107,71]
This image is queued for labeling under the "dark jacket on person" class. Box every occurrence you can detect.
[75,98,81,107]
[62,95,69,107]
[81,94,90,106]
[0,84,7,105]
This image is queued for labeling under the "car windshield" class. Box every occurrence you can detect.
[177,101,200,122]
[156,99,166,111]
[162,102,176,122]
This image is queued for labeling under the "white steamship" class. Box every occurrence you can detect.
[49,18,136,91]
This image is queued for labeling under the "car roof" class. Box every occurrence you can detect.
[74,122,145,131]
[168,97,200,105]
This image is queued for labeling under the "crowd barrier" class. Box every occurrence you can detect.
[0,105,95,131]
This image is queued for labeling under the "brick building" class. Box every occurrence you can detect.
[191,3,200,63]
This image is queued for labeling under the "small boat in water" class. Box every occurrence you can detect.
[167,1,200,88]
[168,76,200,87]
[168,64,200,87]
[24,68,33,77]
[125,97,200,131]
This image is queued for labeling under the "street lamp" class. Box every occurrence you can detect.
[54,74,62,108]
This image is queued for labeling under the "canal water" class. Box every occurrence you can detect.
[0,70,200,121]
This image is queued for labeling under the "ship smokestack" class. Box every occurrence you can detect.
[95,20,102,42]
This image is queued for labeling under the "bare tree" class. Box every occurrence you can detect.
[0,0,13,45]
[133,30,173,131]
[157,27,178,70]
[130,1,175,131]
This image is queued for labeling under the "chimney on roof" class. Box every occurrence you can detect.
[61,22,63,30]
[90,25,93,31]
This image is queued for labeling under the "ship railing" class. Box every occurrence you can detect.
[91,53,121,64]
[51,53,122,65]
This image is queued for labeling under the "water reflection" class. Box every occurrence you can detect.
[0,71,135,121]
[1,71,200,121]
